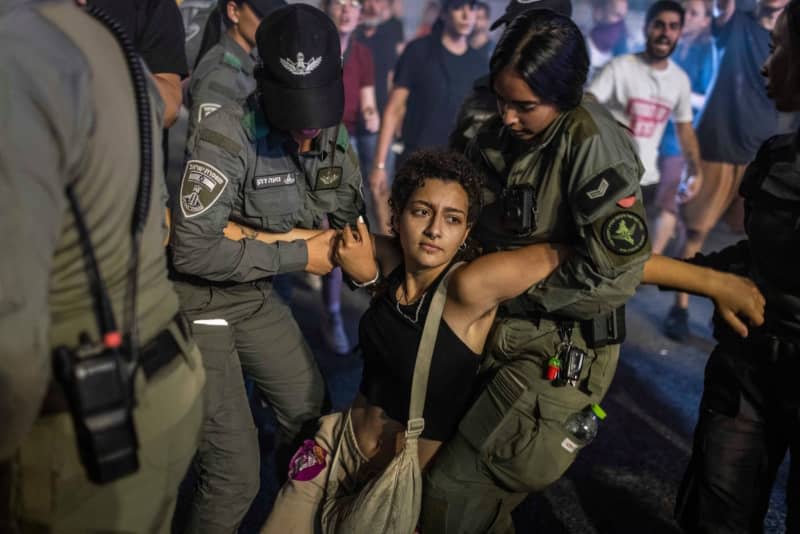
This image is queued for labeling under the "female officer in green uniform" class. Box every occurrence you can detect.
[170,5,364,532]
[187,0,285,143]
[421,10,650,532]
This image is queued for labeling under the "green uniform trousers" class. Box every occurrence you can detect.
[175,280,324,534]
[421,317,620,533]
[3,320,205,533]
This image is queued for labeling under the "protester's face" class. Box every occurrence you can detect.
[474,6,490,33]
[230,1,262,48]
[762,12,800,111]
[328,0,363,34]
[682,0,710,37]
[596,0,628,23]
[443,2,477,37]
[361,0,389,21]
[645,10,683,59]
[394,179,470,270]
[493,68,561,141]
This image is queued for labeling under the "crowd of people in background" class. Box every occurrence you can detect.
[2,0,799,531]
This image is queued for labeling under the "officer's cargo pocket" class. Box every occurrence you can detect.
[458,367,528,456]
[460,369,587,493]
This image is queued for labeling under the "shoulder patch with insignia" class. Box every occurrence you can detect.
[601,211,648,255]
[575,168,628,216]
[198,102,221,123]
[180,160,230,218]
[316,166,343,190]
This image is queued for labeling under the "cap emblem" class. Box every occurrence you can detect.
[280,52,323,76]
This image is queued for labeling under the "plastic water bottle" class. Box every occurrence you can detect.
[561,404,607,453]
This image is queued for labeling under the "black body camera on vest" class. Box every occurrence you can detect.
[502,185,537,234]
[53,338,138,483]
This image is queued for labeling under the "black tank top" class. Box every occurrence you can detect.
[358,265,481,441]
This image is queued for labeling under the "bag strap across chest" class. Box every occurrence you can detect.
[405,262,464,440]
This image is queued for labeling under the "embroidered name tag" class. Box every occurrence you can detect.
[253,172,298,189]
[315,166,343,190]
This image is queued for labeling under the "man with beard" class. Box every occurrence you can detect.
[589,0,703,209]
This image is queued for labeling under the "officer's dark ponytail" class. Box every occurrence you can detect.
[193,3,227,69]
[490,9,588,111]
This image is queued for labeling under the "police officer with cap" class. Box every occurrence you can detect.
[449,0,572,152]
[1,0,204,531]
[170,4,364,531]
[186,0,286,144]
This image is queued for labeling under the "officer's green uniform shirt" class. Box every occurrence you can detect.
[171,96,364,281]
[467,99,650,318]
[187,32,257,143]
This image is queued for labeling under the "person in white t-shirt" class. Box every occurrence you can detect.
[588,0,703,215]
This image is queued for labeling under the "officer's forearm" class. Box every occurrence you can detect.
[172,230,308,281]
[223,221,324,244]
[643,254,723,296]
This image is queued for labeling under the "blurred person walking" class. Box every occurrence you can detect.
[665,0,799,341]
[469,0,494,59]
[369,0,485,232]
[315,0,380,355]
[588,1,704,214]
[651,0,717,256]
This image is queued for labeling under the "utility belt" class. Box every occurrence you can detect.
[169,269,271,289]
[41,313,190,416]
[497,298,626,349]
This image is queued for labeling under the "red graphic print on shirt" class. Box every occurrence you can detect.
[625,98,672,138]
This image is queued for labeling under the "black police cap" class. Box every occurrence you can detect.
[255,4,344,131]
[490,0,572,30]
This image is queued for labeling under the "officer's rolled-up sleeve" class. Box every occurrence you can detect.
[327,133,365,230]
[0,26,91,459]
[525,140,650,319]
[170,114,308,281]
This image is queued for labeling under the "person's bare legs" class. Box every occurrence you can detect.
[651,209,678,255]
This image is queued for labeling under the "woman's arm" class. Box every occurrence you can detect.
[447,243,570,321]
[222,221,324,243]
[334,218,403,284]
[642,255,765,336]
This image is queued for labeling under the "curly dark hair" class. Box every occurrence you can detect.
[389,149,483,230]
